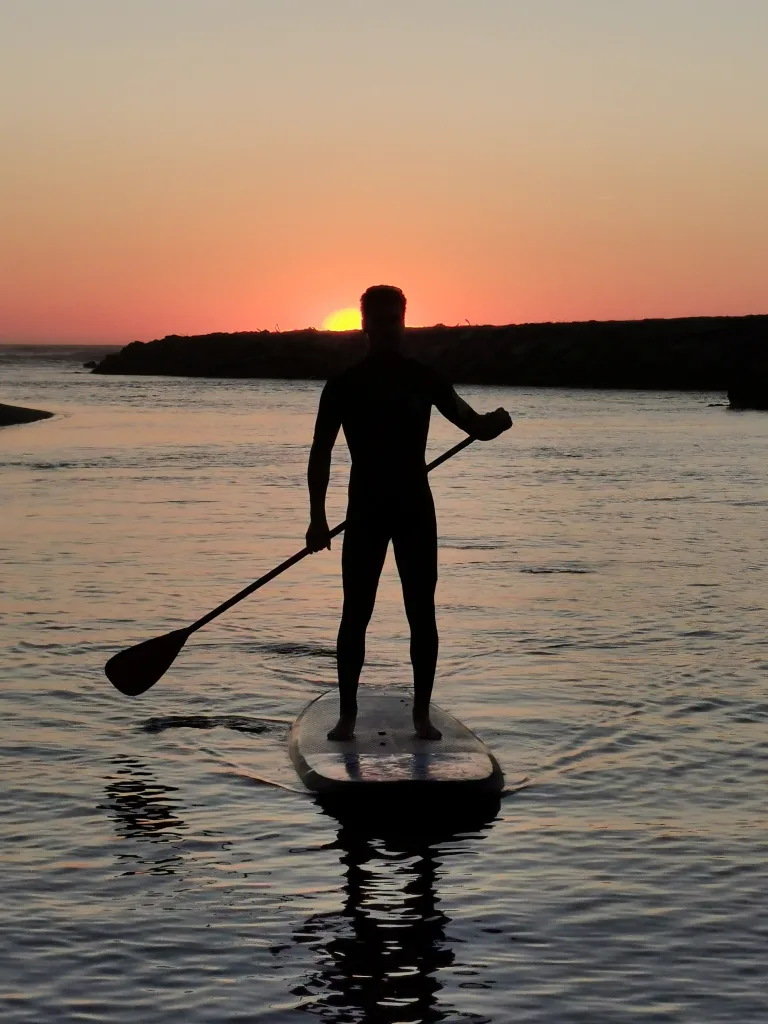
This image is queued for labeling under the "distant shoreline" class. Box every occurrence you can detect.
[0,343,120,360]
[0,403,54,428]
[92,314,767,391]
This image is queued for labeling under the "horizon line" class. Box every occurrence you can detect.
[3,309,768,347]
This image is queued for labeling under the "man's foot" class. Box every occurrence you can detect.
[413,716,442,741]
[327,713,356,741]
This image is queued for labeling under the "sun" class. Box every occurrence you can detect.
[322,307,362,331]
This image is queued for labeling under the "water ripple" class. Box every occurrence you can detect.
[2,364,767,1022]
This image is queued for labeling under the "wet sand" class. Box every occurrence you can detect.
[0,402,54,427]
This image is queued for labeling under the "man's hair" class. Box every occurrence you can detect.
[360,285,407,318]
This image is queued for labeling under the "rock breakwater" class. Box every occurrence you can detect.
[0,403,54,427]
[93,315,767,390]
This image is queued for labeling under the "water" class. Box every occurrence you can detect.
[1,349,767,1023]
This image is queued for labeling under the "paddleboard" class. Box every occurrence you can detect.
[289,689,503,798]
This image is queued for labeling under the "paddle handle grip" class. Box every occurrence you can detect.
[188,435,476,633]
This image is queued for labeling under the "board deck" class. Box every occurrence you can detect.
[289,689,503,797]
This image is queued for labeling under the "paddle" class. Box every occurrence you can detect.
[105,435,476,696]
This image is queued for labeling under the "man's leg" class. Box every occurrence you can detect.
[328,514,389,740]
[392,492,441,740]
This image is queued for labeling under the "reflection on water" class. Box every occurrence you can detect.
[296,809,499,1024]
[100,752,499,1020]
[100,755,187,876]
[4,360,768,1022]
[142,713,289,736]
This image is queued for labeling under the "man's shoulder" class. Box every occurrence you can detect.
[324,355,449,392]
[323,359,366,394]
[403,356,439,378]
[403,357,451,394]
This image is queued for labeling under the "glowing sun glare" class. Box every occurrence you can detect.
[323,307,362,331]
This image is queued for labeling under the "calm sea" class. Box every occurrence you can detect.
[1,347,767,1023]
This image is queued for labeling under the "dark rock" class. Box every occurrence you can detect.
[728,386,768,410]
[92,315,768,390]
[728,374,768,410]
[83,360,97,369]
[0,403,54,427]
[728,339,768,408]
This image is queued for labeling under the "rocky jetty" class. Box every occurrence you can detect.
[728,379,768,410]
[726,334,768,408]
[93,314,767,390]
[0,403,54,427]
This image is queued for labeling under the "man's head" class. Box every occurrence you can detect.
[360,285,406,355]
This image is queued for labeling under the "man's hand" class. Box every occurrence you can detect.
[306,518,331,553]
[475,408,512,440]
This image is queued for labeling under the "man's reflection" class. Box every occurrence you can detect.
[100,754,187,876]
[294,800,500,1023]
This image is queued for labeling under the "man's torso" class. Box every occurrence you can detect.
[322,355,447,504]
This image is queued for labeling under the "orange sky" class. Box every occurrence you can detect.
[1,1,767,342]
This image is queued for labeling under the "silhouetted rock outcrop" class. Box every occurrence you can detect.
[93,315,768,390]
[0,403,54,427]
[728,384,768,409]
[725,332,768,408]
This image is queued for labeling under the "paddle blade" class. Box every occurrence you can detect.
[105,627,190,696]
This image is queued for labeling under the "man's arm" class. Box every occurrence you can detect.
[306,382,342,552]
[428,370,512,439]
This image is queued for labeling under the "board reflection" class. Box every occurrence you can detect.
[294,801,501,1022]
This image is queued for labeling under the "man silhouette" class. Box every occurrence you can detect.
[306,285,511,741]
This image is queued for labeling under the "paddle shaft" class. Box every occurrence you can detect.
[188,435,476,633]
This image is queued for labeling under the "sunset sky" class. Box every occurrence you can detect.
[1,0,767,343]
